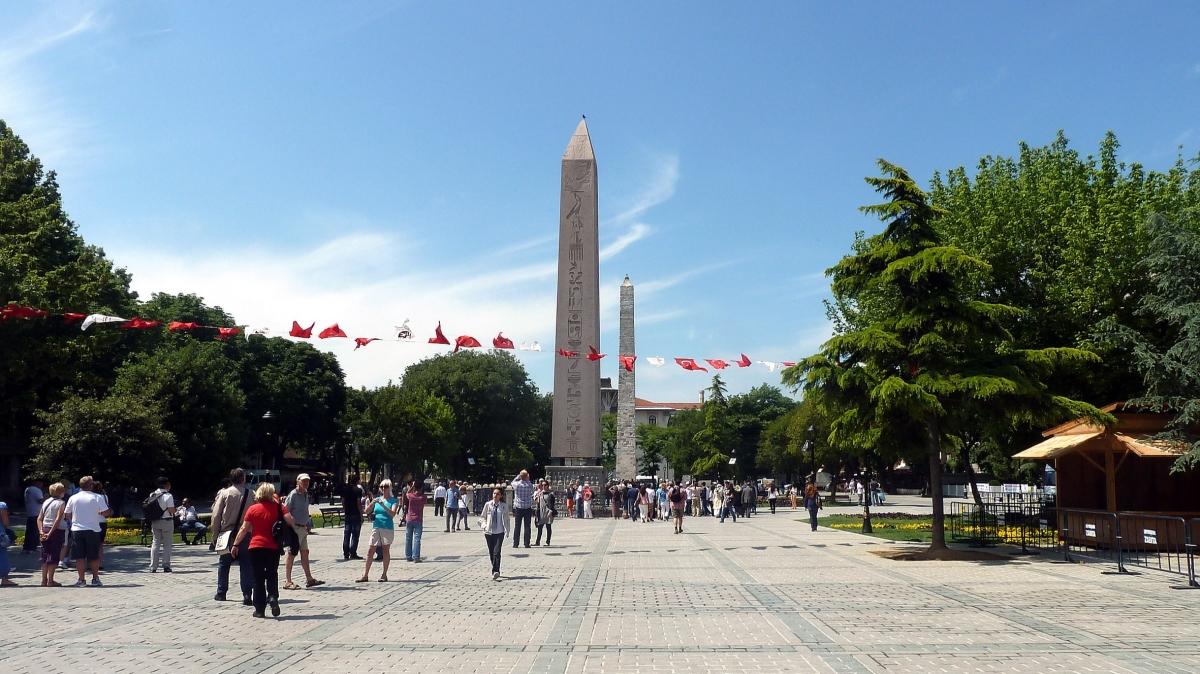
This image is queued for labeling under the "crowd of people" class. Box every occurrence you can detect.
[0,468,830,607]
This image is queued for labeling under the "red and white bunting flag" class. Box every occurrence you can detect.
[61,312,87,325]
[216,327,241,341]
[758,361,778,373]
[493,332,515,349]
[1,303,49,320]
[354,337,380,350]
[781,361,797,367]
[290,321,315,338]
[705,359,728,370]
[454,335,482,352]
[394,319,413,340]
[587,345,605,361]
[124,317,162,330]
[619,355,636,372]
[318,323,347,339]
[557,348,579,358]
[519,341,542,352]
[736,354,751,367]
[646,356,665,367]
[81,314,127,331]
[428,321,451,345]
[675,357,708,373]
[168,321,199,332]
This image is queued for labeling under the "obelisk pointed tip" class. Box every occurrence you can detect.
[564,117,594,160]
[621,275,632,287]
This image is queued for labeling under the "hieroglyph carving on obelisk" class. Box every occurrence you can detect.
[551,118,601,463]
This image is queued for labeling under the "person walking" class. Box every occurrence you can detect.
[145,477,176,573]
[582,483,594,519]
[575,482,585,519]
[720,482,739,523]
[457,484,472,531]
[212,468,254,604]
[283,474,324,590]
[479,488,510,580]
[510,470,534,549]
[741,482,756,518]
[230,483,295,618]
[445,480,460,532]
[38,482,68,586]
[358,480,400,582]
[767,485,779,515]
[608,482,620,519]
[636,485,650,523]
[804,479,821,531]
[403,482,427,562]
[340,474,364,560]
[564,481,575,519]
[533,480,556,546]
[625,482,639,522]
[22,478,44,555]
[94,481,110,570]
[0,499,17,586]
[668,482,687,534]
[656,482,669,521]
[64,476,110,587]
[433,482,446,518]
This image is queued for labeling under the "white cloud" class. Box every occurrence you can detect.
[0,7,104,169]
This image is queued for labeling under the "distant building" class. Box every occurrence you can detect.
[634,397,702,428]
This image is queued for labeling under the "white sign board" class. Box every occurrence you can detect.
[1143,528,1158,545]
[1085,523,1097,538]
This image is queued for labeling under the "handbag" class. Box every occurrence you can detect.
[271,501,296,552]
[215,487,250,553]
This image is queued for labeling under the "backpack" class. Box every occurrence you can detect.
[669,487,684,504]
[142,490,165,520]
[271,501,297,552]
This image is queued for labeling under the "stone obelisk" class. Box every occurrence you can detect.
[615,276,637,479]
[550,118,601,470]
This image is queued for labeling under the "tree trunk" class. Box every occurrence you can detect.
[962,444,985,508]
[928,443,946,551]
[861,467,873,534]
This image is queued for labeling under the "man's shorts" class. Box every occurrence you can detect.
[291,524,309,552]
[369,528,395,547]
[71,529,103,561]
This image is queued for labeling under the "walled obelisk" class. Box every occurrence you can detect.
[550,118,601,470]
[615,276,637,479]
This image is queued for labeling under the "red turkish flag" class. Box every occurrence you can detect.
[619,355,636,372]
[428,321,451,345]
[216,327,241,341]
[124,317,162,330]
[354,337,380,350]
[705,359,729,370]
[493,332,515,349]
[587,345,605,361]
[290,321,315,338]
[736,353,751,368]
[782,361,797,367]
[1,303,49,320]
[675,357,708,373]
[61,312,87,325]
[557,348,579,358]
[454,335,482,352]
[168,321,200,332]
[318,324,347,339]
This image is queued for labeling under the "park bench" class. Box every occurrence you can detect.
[139,516,210,547]
[317,506,343,528]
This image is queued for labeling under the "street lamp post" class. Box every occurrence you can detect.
[807,424,816,485]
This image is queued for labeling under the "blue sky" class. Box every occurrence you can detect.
[4,1,1199,402]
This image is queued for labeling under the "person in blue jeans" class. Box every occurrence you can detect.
[720,482,738,523]
[403,482,427,562]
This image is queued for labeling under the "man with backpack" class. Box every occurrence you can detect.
[144,476,176,573]
[668,481,687,534]
[212,468,254,604]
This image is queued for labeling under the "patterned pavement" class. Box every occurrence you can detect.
[1,507,1197,673]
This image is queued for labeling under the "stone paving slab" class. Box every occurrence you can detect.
[1,509,1197,673]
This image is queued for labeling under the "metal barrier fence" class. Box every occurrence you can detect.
[948,502,1199,586]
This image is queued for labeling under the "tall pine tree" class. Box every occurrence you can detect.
[788,160,1104,551]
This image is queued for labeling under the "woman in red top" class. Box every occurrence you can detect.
[232,483,296,618]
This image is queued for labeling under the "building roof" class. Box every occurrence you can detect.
[635,397,702,411]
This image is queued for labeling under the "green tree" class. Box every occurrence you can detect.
[691,375,736,479]
[727,384,796,474]
[400,350,540,479]
[929,132,1200,404]
[27,393,177,490]
[661,408,703,477]
[636,424,671,476]
[787,160,1105,551]
[110,341,247,495]
[1096,212,1200,472]
[600,412,617,471]
[0,120,136,478]
[350,384,456,483]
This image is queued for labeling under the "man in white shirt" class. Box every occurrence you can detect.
[177,498,207,545]
[433,482,447,518]
[64,476,111,587]
[22,478,44,554]
[147,476,177,572]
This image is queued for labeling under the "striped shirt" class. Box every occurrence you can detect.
[511,477,535,509]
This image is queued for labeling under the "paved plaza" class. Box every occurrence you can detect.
[2,508,1197,674]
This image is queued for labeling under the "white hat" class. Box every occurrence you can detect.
[297,473,311,482]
